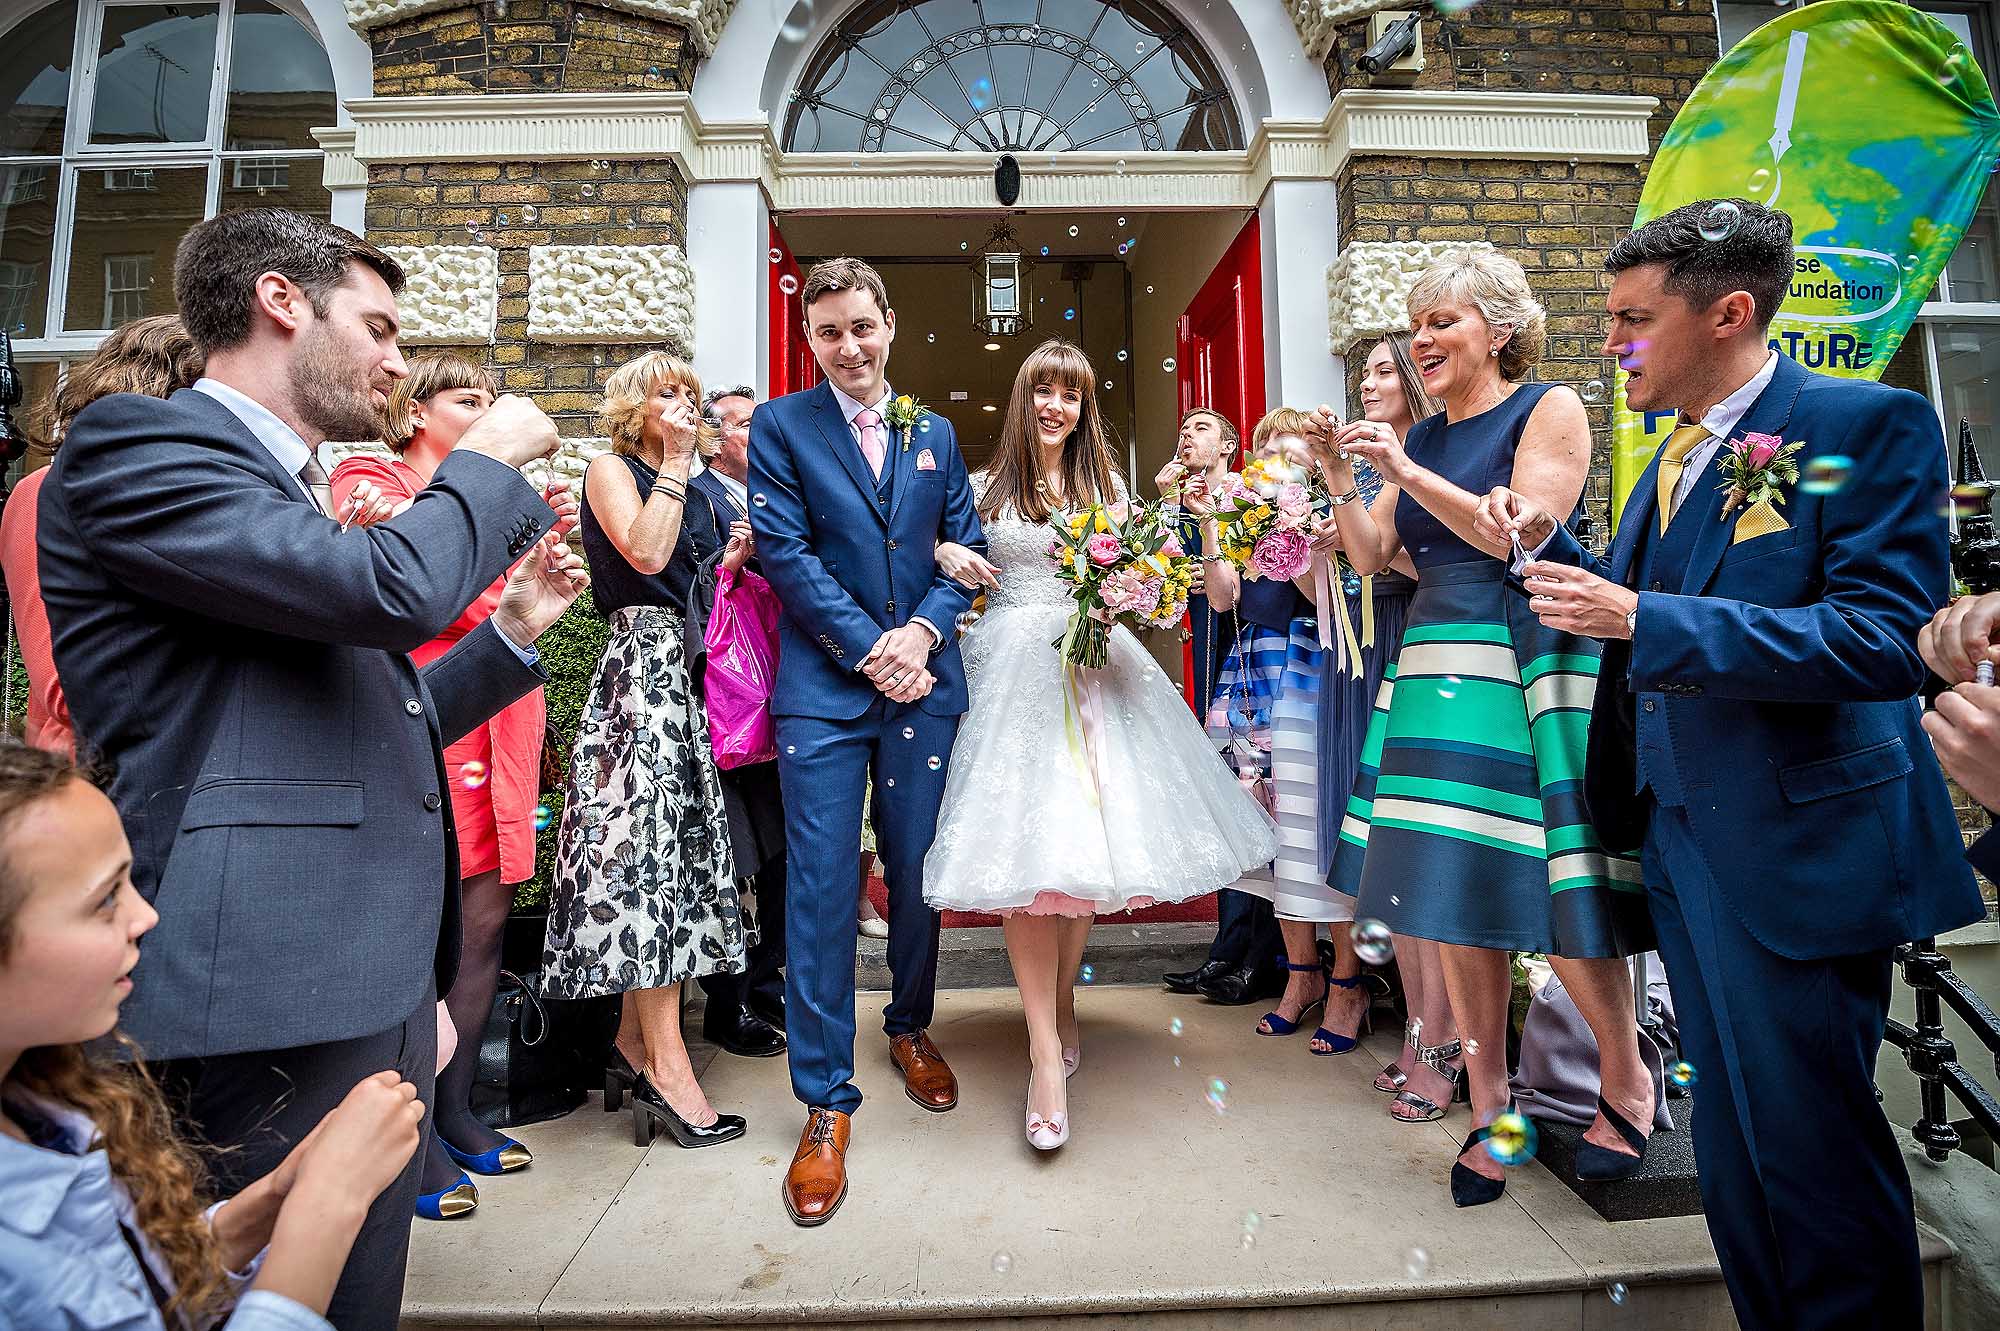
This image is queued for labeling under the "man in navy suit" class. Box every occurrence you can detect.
[37,209,585,1328]
[748,257,984,1226]
[1478,199,1984,1331]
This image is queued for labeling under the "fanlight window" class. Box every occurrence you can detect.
[784,0,1243,155]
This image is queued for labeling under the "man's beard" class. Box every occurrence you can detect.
[291,323,386,442]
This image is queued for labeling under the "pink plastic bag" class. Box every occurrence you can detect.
[704,565,781,768]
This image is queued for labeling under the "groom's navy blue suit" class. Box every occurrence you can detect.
[1539,354,1983,1330]
[748,382,985,1113]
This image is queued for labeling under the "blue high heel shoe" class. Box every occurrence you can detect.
[414,1171,478,1220]
[1310,972,1373,1055]
[1254,960,1328,1036]
[441,1133,533,1175]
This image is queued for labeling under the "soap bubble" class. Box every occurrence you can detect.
[1942,484,1990,520]
[769,247,782,263]
[1351,918,1394,965]
[1069,225,1080,237]
[778,274,799,296]
[1747,166,1771,196]
[1162,357,1176,372]
[580,183,596,199]
[1697,200,1742,242]
[928,755,942,770]
[991,1252,1013,1274]
[1240,1212,1262,1248]
[1581,379,1605,404]
[885,777,896,788]
[1169,1017,1184,1036]
[591,159,610,172]
[902,725,915,739]
[496,212,509,226]
[777,0,812,40]
[1116,215,1126,227]
[1668,1060,1699,1089]
[970,77,994,110]
[1485,1111,1538,1166]
[458,760,489,790]
[1436,674,1461,700]
[918,417,932,433]
[1404,1246,1430,1278]
[1063,308,1075,321]
[1115,158,1126,174]
[1607,1282,1629,1305]
[1116,349,1127,361]
[1173,1054,1182,1067]
[1205,1077,1230,1114]
[1145,286,1154,294]
[1041,245,1050,256]
[1799,455,1852,495]
[520,205,538,223]
[533,802,553,831]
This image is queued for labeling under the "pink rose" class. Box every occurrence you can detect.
[1085,532,1123,567]
[1275,483,1311,523]
[1735,431,1783,469]
[1251,528,1312,582]
[1160,533,1185,559]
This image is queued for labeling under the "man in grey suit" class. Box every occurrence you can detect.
[36,209,587,1329]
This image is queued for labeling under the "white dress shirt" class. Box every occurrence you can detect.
[1663,349,1780,522]
[708,466,749,518]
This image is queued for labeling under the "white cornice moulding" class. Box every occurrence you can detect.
[342,90,1657,211]
[312,126,367,189]
[341,0,734,54]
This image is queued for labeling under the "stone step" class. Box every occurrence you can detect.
[859,921,1215,990]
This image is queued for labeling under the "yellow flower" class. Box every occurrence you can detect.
[1094,509,1112,534]
[896,394,915,413]
[1069,512,1091,536]
[1246,504,1272,527]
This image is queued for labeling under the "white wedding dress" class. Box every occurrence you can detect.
[923,474,1279,916]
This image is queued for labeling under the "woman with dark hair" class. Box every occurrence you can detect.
[0,741,424,1330]
[329,352,563,1220]
[924,340,1275,1151]
[0,316,204,758]
[1318,250,1653,1208]
[542,352,749,1152]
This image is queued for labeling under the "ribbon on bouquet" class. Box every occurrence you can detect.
[1062,662,1111,807]
[1311,551,1368,680]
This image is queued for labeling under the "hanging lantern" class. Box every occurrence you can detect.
[972,222,1032,339]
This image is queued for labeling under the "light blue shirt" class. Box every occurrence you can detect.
[192,378,541,666]
[0,1088,331,1331]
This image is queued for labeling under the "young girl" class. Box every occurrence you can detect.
[0,742,425,1328]
[923,340,1277,1150]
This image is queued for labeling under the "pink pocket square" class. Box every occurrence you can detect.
[915,449,937,472]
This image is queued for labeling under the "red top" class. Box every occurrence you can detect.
[330,454,546,883]
[0,467,75,758]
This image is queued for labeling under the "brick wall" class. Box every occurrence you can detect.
[369,0,699,96]
[1330,1,1720,541]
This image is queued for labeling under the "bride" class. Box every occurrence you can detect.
[923,339,1279,1151]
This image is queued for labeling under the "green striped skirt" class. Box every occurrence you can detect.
[1328,560,1651,958]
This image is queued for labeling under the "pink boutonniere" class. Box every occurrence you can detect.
[1715,430,1804,520]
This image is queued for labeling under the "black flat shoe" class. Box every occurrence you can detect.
[1197,963,1285,1006]
[703,1004,787,1058]
[604,1048,640,1113]
[1164,958,1233,994]
[1451,1104,1515,1208]
[1575,1095,1651,1182]
[631,1073,746,1148]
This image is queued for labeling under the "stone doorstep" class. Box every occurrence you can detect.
[858,922,1217,991]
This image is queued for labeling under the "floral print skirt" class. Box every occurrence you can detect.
[541,606,747,999]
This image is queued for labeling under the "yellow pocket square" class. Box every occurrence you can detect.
[1731,496,1790,544]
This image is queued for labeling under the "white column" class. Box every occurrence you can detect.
[1258,176,1345,416]
[686,180,771,399]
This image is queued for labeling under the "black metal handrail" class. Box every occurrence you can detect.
[1884,938,2000,1162]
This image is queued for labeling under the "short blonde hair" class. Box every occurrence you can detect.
[1406,249,1547,382]
[598,352,718,459]
[382,352,495,452]
[1250,406,1316,454]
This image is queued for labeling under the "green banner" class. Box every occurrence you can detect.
[1610,0,2000,530]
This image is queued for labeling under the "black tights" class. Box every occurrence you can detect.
[421,868,512,1194]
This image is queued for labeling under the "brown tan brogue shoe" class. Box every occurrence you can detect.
[783,1107,850,1226]
[888,1030,959,1112]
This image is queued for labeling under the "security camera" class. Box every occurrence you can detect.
[1356,11,1423,76]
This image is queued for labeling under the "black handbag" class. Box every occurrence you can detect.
[469,968,620,1129]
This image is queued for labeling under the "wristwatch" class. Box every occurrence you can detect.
[1624,608,1638,638]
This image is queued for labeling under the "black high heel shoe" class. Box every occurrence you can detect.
[1575,1095,1651,1181]
[631,1073,746,1148]
[604,1048,640,1113]
[1450,1103,1515,1208]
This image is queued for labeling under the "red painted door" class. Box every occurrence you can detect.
[1175,214,1265,710]
[768,222,821,397]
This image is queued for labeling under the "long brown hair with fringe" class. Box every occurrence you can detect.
[1372,330,1442,431]
[0,743,230,1326]
[979,339,1123,525]
[23,315,204,452]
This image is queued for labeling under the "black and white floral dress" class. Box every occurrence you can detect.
[541,452,746,999]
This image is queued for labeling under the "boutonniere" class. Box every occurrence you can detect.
[883,393,929,447]
[1715,430,1804,521]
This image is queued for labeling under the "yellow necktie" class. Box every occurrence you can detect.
[1655,423,1709,535]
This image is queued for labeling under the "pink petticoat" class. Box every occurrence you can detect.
[997,890,1163,918]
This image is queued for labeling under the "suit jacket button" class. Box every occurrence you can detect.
[404,698,423,716]
[1650,581,1663,592]
[888,539,899,550]
[423,793,441,811]
[1643,700,1656,713]
[886,600,896,614]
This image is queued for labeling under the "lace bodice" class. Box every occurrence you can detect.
[970,470,1128,611]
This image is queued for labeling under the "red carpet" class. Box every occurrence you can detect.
[865,875,1217,928]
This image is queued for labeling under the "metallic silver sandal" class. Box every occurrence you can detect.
[1390,1037,1466,1123]
[1372,1020,1418,1094]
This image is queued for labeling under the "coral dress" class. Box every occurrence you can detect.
[923,473,1278,916]
[329,454,546,883]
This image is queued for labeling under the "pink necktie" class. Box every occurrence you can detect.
[854,408,886,481]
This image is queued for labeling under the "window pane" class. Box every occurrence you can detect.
[225,0,334,151]
[0,0,78,156]
[1934,321,2000,490]
[64,163,205,330]
[1716,3,1776,55]
[89,3,219,145]
[1946,178,2000,304]
[218,150,325,217]
[0,162,57,336]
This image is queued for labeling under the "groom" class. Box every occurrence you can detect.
[748,256,986,1226]
[1477,199,1983,1329]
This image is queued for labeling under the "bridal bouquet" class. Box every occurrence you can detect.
[1210,456,1324,582]
[1045,499,1198,668]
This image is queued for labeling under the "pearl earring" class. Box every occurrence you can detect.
[1489,347,1500,357]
